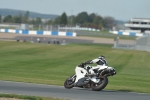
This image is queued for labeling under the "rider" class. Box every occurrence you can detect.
[74,55,108,86]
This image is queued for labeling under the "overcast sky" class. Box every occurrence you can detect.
[0,0,149,21]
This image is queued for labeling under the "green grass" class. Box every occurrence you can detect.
[77,30,136,40]
[0,41,150,94]
[0,94,67,100]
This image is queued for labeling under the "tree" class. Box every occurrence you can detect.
[35,17,42,25]
[3,15,12,23]
[23,11,30,24]
[47,19,55,25]
[103,16,115,30]
[75,12,90,25]
[60,12,68,26]
[93,15,103,29]
[55,16,61,25]
[89,13,96,23]
[29,19,35,25]
[12,16,22,23]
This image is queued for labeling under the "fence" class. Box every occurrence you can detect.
[113,38,136,49]
[133,36,150,52]
[113,35,150,52]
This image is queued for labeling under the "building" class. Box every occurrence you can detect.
[124,18,150,33]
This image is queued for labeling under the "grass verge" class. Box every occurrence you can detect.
[0,41,150,94]
[0,94,67,100]
[77,30,136,40]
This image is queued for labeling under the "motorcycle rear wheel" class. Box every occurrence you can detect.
[91,76,108,91]
[64,74,76,89]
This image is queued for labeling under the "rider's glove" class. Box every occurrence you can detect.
[78,62,86,68]
[85,60,93,64]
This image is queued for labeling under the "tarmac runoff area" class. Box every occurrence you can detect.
[0,32,114,44]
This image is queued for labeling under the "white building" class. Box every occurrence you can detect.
[124,18,150,33]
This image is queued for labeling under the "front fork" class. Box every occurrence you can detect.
[69,74,76,82]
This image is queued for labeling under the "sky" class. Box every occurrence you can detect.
[0,0,149,21]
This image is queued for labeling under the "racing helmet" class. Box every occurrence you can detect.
[98,55,108,65]
[98,55,105,60]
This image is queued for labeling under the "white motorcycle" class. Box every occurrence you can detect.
[64,65,116,91]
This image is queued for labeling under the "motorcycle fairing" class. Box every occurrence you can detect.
[76,77,89,86]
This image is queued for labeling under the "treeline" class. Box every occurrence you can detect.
[0,11,42,26]
[0,11,116,30]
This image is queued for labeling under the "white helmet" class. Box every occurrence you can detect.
[98,55,108,65]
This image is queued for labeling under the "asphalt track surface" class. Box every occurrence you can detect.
[0,81,150,100]
[0,32,114,44]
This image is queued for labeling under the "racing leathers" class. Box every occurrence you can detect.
[75,56,108,84]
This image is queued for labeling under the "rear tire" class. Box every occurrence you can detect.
[91,76,108,91]
[64,74,76,89]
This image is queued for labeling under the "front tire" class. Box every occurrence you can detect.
[64,74,76,89]
[91,76,108,91]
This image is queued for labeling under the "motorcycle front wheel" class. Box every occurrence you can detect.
[64,74,76,89]
[91,76,108,91]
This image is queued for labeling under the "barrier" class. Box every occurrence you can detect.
[59,27,100,32]
[0,29,77,37]
[109,31,146,37]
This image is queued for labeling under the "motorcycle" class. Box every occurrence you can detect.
[64,65,116,91]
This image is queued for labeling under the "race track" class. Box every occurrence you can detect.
[0,81,150,100]
[0,32,114,44]
[0,33,149,100]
